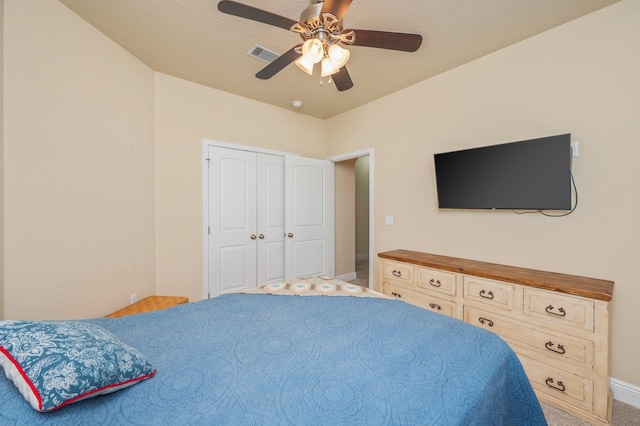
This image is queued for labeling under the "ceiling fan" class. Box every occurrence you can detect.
[217,0,423,91]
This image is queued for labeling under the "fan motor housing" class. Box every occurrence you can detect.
[296,2,344,45]
[300,3,322,24]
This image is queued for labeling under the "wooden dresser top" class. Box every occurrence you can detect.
[378,250,613,301]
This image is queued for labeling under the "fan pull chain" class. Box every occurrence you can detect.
[319,76,333,87]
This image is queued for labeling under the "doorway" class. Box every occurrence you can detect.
[328,149,374,288]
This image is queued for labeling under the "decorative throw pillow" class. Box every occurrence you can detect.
[0,320,156,412]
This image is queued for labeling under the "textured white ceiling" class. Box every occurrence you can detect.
[58,0,619,119]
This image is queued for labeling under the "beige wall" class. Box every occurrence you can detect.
[334,159,356,277]
[3,0,156,319]
[355,156,370,259]
[153,73,326,302]
[326,0,640,387]
[2,1,326,317]
[0,0,4,320]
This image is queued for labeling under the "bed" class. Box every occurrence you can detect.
[1,278,547,425]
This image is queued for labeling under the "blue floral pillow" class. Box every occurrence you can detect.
[0,320,156,412]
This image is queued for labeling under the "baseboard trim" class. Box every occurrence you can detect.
[335,272,357,282]
[611,377,640,409]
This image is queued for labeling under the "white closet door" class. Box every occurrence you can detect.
[256,154,285,285]
[284,155,335,280]
[208,146,257,295]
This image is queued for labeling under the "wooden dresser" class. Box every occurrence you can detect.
[378,249,614,425]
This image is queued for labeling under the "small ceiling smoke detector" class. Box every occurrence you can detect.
[292,100,303,108]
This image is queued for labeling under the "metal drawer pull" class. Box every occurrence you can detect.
[429,279,442,287]
[392,270,402,278]
[479,289,494,299]
[545,378,566,392]
[429,303,441,311]
[545,305,566,317]
[478,317,494,327]
[391,292,402,298]
[545,341,566,355]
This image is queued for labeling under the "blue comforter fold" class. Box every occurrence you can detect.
[0,294,547,425]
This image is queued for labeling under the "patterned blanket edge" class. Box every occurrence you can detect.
[241,276,395,299]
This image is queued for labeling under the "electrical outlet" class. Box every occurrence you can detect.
[130,293,138,304]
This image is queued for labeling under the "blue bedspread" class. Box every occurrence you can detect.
[0,294,547,425]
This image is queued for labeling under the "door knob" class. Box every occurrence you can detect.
[250,234,257,240]
[287,233,294,238]
[259,234,265,239]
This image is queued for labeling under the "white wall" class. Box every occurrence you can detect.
[326,0,640,388]
[3,0,156,318]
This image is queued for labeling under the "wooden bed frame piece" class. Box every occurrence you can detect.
[105,296,189,318]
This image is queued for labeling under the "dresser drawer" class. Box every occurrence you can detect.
[524,288,594,332]
[465,306,593,373]
[463,276,515,311]
[417,267,456,296]
[383,260,413,284]
[519,356,594,412]
[385,283,456,318]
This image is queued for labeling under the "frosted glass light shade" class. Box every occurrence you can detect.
[296,40,350,77]
[295,56,315,75]
[320,57,334,77]
[301,39,323,63]
[328,44,350,69]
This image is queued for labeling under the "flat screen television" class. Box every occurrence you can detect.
[434,134,572,210]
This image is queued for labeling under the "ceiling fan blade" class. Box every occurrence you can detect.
[332,67,353,91]
[218,1,298,31]
[255,45,301,80]
[321,0,353,21]
[348,29,423,52]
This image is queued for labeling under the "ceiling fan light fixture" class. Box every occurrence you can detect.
[328,44,350,69]
[320,56,334,77]
[301,38,323,63]
[295,56,315,75]
[319,44,350,77]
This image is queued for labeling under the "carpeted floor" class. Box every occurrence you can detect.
[542,400,640,425]
[348,258,370,288]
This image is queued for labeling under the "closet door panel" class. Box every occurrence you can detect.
[219,246,252,293]
[284,156,334,280]
[209,147,257,295]
[257,154,285,285]
[292,240,325,278]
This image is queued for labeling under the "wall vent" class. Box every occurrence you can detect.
[247,44,280,63]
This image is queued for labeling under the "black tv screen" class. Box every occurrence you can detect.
[434,134,572,210]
